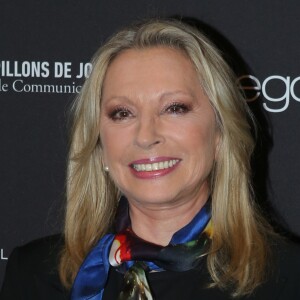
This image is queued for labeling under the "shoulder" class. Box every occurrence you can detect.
[7,234,65,282]
[275,238,300,283]
[253,238,300,299]
[0,234,69,300]
[272,238,300,273]
[13,234,64,271]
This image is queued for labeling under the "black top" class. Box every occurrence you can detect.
[1,234,300,299]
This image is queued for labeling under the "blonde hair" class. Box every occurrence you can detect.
[60,19,272,296]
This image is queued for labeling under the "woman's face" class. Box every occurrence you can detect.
[100,47,220,209]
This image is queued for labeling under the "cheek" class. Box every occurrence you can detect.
[184,124,218,169]
[100,125,131,166]
[184,123,217,150]
[100,131,128,190]
[99,125,116,166]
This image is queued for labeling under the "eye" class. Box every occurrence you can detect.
[164,102,191,115]
[108,107,133,121]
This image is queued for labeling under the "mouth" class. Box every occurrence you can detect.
[131,159,180,172]
[129,157,181,179]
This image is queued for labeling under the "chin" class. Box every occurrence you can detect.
[126,190,182,208]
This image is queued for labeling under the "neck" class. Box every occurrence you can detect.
[128,184,210,246]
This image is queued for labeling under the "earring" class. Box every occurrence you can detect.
[104,166,109,172]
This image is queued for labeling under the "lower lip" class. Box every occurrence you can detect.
[129,162,180,179]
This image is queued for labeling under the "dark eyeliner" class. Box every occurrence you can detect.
[108,106,131,121]
[163,102,191,114]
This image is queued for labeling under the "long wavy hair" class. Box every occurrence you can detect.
[60,19,273,296]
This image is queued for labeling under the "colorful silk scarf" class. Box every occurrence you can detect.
[71,197,212,300]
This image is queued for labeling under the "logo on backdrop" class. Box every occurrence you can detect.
[0,248,8,261]
[0,60,92,94]
[1,61,299,113]
[237,75,300,113]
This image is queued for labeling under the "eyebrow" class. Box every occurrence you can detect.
[102,90,196,104]
[158,90,195,99]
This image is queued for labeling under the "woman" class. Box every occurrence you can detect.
[1,19,299,300]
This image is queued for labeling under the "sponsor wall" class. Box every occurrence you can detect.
[1,0,299,286]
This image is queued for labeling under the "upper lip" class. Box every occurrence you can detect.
[129,156,180,165]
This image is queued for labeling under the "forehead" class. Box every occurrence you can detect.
[107,46,195,73]
[102,47,202,98]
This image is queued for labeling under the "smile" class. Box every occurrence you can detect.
[131,159,180,172]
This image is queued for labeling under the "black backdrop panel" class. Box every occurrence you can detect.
[1,0,300,286]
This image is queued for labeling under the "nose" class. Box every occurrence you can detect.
[134,116,164,149]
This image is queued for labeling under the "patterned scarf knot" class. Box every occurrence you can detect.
[71,197,212,300]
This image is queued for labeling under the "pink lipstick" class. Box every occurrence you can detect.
[129,157,181,179]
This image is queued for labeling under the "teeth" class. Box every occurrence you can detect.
[152,163,159,170]
[133,159,179,172]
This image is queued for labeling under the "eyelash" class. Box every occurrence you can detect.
[107,102,191,121]
[163,102,191,114]
[108,106,133,121]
